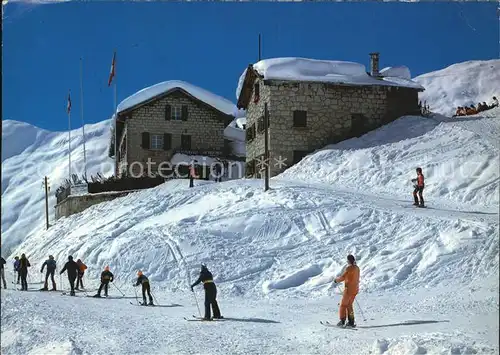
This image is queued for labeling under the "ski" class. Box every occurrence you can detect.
[320,321,358,330]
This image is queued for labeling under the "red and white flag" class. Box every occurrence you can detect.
[67,91,72,114]
[108,51,116,87]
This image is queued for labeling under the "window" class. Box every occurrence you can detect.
[253,83,260,103]
[245,160,255,177]
[257,116,265,133]
[181,134,191,150]
[172,106,182,120]
[246,123,256,141]
[293,150,309,165]
[151,134,164,150]
[293,110,307,127]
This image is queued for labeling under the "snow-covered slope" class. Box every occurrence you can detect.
[414,59,500,116]
[1,119,114,255]
[281,109,500,210]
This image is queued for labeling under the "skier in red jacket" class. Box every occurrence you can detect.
[412,167,425,207]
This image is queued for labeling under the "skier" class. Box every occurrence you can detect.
[94,266,114,298]
[75,259,87,290]
[13,256,20,284]
[59,255,79,296]
[411,167,425,207]
[40,255,57,291]
[19,254,31,291]
[213,159,223,183]
[1,256,7,289]
[133,270,154,306]
[190,264,223,320]
[334,254,360,328]
[189,160,199,188]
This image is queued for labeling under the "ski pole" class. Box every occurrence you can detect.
[151,291,160,306]
[355,298,367,322]
[112,282,125,297]
[133,286,140,305]
[192,289,202,317]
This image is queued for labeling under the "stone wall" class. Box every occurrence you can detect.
[119,91,229,177]
[55,191,131,220]
[244,78,271,177]
[245,79,419,177]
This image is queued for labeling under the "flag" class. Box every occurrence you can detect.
[67,91,72,114]
[108,51,116,87]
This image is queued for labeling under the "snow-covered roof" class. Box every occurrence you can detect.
[117,80,242,117]
[380,66,412,80]
[236,57,424,100]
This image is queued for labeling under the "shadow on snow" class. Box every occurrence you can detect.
[358,319,450,329]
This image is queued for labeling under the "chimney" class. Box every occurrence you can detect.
[369,52,380,77]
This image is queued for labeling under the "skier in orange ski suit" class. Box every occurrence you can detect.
[334,254,360,327]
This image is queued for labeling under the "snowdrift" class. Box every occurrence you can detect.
[414,59,500,116]
[1,119,114,255]
[280,109,500,210]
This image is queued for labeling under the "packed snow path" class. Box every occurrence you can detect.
[1,278,498,355]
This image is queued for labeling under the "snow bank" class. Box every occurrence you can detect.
[117,80,238,116]
[414,59,500,116]
[280,111,500,210]
[236,57,423,100]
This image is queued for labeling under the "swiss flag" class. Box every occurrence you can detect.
[67,91,72,114]
[108,51,116,87]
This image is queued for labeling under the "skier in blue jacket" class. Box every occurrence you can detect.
[40,255,57,291]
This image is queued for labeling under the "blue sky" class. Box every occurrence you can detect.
[3,2,498,131]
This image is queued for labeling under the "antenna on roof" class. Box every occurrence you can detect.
[258,33,262,62]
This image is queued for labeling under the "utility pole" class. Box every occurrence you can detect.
[264,103,270,192]
[43,176,50,230]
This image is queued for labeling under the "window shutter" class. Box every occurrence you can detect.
[181,105,188,121]
[141,132,150,149]
[163,133,172,150]
[165,105,171,120]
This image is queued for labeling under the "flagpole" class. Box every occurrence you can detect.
[80,57,87,177]
[114,82,117,176]
[68,92,72,183]
[113,51,117,176]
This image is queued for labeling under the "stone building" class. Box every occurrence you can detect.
[109,80,240,178]
[236,53,425,177]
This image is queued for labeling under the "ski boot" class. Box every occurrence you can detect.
[213,315,224,319]
[148,300,154,306]
[40,287,49,291]
[346,316,356,328]
[336,319,345,327]
[70,291,76,296]
[93,294,102,298]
